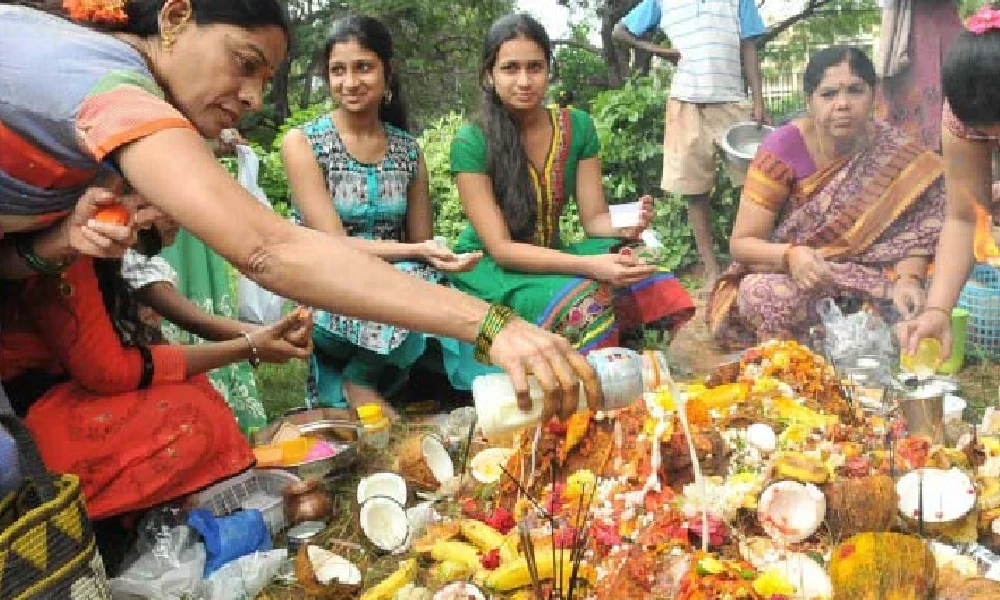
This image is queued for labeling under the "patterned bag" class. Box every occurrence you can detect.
[0,400,111,599]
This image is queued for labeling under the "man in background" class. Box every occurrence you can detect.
[614,0,768,288]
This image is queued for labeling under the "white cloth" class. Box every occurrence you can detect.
[120,249,177,291]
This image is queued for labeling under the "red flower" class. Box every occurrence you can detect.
[968,7,1000,34]
[486,507,516,535]
[553,526,579,549]
[480,548,501,570]
[593,522,623,548]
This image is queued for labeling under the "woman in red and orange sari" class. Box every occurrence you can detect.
[708,46,946,346]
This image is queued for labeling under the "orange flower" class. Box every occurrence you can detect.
[64,0,129,25]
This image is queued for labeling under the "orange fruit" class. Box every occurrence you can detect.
[93,203,130,226]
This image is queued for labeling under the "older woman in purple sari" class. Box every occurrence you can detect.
[708,47,946,346]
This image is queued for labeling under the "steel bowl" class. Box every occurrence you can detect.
[719,121,776,177]
[255,408,362,481]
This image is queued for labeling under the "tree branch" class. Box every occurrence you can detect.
[552,38,604,55]
[757,0,838,46]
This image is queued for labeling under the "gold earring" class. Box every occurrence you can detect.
[161,28,176,51]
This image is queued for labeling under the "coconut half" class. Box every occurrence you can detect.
[306,545,362,586]
[757,480,826,544]
[897,468,976,523]
[764,553,833,599]
[360,496,410,553]
[470,447,514,484]
[432,582,488,600]
[357,472,407,506]
[398,434,456,491]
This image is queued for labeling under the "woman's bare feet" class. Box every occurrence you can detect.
[343,381,400,420]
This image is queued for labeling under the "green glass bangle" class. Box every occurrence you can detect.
[474,305,516,364]
[13,234,69,276]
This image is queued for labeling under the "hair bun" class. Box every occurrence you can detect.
[63,0,128,25]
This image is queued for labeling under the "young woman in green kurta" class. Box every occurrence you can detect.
[448,14,694,352]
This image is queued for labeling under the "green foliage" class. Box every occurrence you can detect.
[420,112,469,244]
[760,0,881,74]
[551,24,611,110]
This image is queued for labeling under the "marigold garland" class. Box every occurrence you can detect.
[63,0,129,25]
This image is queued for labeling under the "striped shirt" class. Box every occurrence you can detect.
[622,0,767,103]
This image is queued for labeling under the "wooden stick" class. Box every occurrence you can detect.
[499,462,550,520]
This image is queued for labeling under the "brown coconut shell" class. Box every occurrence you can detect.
[823,475,897,542]
[937,577,1000,600]
[397,434,439,491]
[294,544,363,600]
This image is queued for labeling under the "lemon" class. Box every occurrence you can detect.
[900,337,943,377]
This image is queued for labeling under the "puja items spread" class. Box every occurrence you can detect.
[337,339,1000,599]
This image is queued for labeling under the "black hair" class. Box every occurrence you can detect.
[477,13,552,243]
[802,45,877,97]
[324,15,409,132]
[4,0,291,49]
[943,30,1000,127]
[93,258,164,347]
[110,0,289,45]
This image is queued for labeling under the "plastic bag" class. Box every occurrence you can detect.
[187,508,272,577]
[234,144,285,325]
[109,523,206,600]
[817,298,896,379]
[203,549,288,600]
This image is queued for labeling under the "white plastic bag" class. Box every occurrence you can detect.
[234,144,285,325]
[109,525,206,600]
[203,549,288,600]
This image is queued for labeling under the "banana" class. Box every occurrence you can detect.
[428,559,475,587]
[430,540,482,572]
[460,518,506,552]
[484,549,596,592]
[498,529,521,564]
[359,558,418,600]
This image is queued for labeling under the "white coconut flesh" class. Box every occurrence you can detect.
[357,472,407,506]
[757,481,826,544]
[306,545,362,586]
[746,423,776,454]
[470,448,514,484]
[422,436,455,484]
[361,496,409,552]
[432,582,487,600]
[897,468,976,523]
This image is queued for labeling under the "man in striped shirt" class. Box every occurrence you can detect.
[614,0,768,287]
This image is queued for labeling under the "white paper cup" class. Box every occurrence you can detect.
[610,201,642,228]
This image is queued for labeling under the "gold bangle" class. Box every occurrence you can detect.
[781,244,796,272]
[923,306,952,320]
[474,304,516,364]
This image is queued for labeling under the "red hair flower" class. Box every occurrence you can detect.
[63,0,129,25]
[968,7,1000,35]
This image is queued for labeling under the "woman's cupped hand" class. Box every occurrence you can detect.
[57,186,142,259]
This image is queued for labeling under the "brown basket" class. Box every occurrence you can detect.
[0,413,110,599]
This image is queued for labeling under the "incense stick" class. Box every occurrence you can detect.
[457,413,478,490]
[498,462,550,520]
[669,378,708,552]
[519,522,543,599]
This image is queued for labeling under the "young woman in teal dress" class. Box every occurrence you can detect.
[281,15,493,417]
[448,14,695,353]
